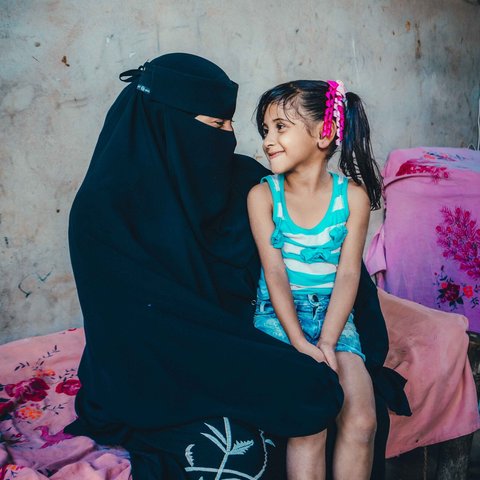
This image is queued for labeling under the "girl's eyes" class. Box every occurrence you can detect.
[214,121,225,128]
[261,123,286,138]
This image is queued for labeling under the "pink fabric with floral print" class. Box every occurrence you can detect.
[0,328,131,480]
[379,289,480,457]
[366,147,480,333]
[1,320,477,475]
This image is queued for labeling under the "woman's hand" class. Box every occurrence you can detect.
[316,340,338,373]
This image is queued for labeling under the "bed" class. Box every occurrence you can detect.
[1,290,478,478]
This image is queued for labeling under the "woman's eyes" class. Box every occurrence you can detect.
[276,123,285,131]
[194,115,233,131]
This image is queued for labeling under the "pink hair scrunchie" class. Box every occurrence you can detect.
[321,80,346,146]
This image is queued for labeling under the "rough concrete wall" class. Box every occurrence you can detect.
[1,0,479,343]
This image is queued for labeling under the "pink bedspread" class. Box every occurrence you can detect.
[380,289,480,457]
[0,328,131,480]
[366,147,480,333]
[1,304,479,477]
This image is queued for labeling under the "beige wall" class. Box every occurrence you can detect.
[1,0,479,343]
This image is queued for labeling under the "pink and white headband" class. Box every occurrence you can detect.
[321,80,346,146]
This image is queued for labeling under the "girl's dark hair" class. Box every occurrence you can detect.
[255,80,382,210]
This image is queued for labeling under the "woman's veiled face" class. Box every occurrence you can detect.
[195,115,233,131]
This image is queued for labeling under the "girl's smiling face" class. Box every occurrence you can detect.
[261,103,321,174]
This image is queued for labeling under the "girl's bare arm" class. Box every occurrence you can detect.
[247,183,326,363]
[319,181,370,349]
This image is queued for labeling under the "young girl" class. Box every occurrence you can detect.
[247,80,382,480]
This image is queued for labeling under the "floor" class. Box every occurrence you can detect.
[385,429,480,479]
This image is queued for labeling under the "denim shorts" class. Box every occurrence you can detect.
[253,292,365,361]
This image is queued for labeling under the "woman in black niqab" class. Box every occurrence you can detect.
[65,53,409,479]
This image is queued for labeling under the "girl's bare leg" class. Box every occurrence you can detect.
[333,352,376,480]
[287,429,327,480]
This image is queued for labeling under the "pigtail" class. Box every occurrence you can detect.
[340,92,382,210]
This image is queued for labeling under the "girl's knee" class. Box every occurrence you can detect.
[356,413,377,439]
[338,410,377,443]
[288,430,327,451]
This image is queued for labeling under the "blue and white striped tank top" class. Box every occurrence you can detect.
[256,172,350,299]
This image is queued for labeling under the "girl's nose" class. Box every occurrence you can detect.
[263,132,275,149]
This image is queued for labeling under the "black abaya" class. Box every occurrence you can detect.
[65,53,409,479]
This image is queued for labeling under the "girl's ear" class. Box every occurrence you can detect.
[317,121,337,149]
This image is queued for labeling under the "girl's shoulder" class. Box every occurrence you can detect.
[346,178,369,196]
[260,173,282,191]
[249,173,282,201]
[247,181,273,209]
[346,179,370,214]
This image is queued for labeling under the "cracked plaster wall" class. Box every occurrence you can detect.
[1,0,479,343]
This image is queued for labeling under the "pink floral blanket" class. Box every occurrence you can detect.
[0,328,131,480]
[1,301,479,478]
[366,147,480,333]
